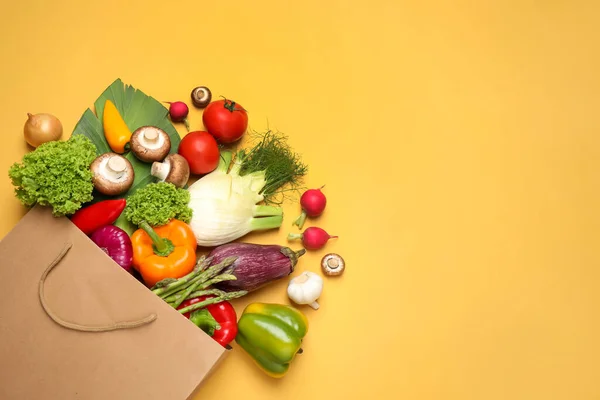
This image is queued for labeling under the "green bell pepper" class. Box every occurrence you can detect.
[235,302,309,378]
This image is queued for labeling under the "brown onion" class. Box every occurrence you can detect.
[24,113,63,148]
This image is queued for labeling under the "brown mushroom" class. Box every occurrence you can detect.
[151,154,190,188]
[191,86,212,108]
[321,253,345,276]
[90,153,134,195]
[130,126,171,163]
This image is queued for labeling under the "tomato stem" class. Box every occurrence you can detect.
[224,100,237,113]
[220,96,247,113]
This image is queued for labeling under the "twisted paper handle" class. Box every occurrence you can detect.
[39,242,157,332]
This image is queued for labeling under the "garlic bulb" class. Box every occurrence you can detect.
[287,271,324,310]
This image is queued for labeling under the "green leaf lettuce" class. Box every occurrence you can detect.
[123,182,192,227]
[8,135,97,216]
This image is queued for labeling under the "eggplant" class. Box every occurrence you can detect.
[207,243,306,292]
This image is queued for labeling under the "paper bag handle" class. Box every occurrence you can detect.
[39,242,158,332]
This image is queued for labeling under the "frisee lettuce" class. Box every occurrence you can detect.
[8,135,97,216]
[123,182,192,227]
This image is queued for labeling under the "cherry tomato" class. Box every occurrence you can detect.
[177,131,220,175]
[202,99,248,143]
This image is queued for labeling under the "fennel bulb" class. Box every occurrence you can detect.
[187,151,284,246]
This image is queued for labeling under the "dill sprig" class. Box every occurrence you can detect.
[238,130,308,204]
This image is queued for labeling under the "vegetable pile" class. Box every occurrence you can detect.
[7,78,345,379]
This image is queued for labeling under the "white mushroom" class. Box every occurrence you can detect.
[90,153,134,195]
[151,154,190,188]
[321,253,345,276]
[130,126,171,163]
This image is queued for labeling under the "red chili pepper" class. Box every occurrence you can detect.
[70,199,127,235]
[178,295,238,348]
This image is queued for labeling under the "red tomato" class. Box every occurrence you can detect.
[177,131,220,175]
[202,99,248,143]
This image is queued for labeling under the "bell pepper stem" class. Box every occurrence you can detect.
[177,291,248,314]
[190,309,221,337]
[138,221,174,256]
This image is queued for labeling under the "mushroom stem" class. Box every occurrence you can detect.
[151,161,171,181]
[106,156,127,178]
[143,129,159,143]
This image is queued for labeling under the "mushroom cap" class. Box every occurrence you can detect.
[90,153,134,196]
[321,253,345,276]
[191,86,212,108]
[130,126,171,163]
[163,153,190,188]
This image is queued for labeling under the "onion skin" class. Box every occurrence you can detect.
[24,113,63,148]
[208,243,306,292]
[90,225,134,272]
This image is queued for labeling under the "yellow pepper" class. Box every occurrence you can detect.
[103,99,132,153]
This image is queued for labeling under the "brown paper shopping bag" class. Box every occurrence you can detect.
[0,206,226,399]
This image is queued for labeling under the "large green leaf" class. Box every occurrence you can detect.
[72,79,181,201]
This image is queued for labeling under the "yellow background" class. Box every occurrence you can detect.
[1,1,600,399]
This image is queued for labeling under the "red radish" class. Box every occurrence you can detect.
[287,227,338,250]
[165,101,190,131]
[293,185,327,229]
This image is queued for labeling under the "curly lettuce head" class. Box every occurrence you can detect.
[8,135,97,216]
[123,182,192,227]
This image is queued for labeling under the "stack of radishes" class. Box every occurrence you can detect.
[287,186,337,250]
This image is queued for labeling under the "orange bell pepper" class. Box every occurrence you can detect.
[131,220,197,287]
